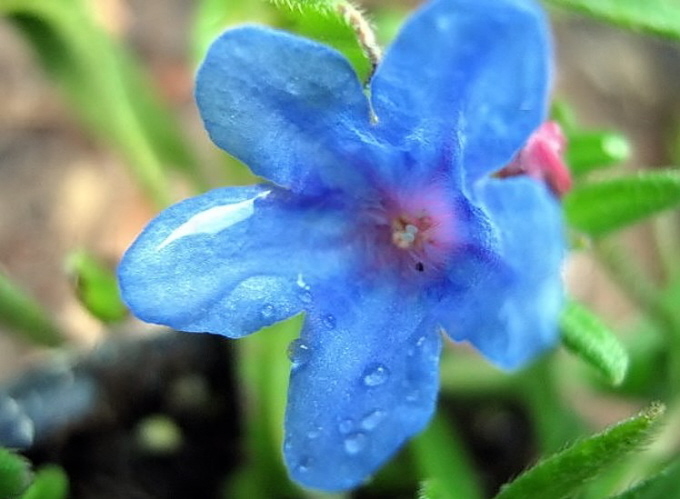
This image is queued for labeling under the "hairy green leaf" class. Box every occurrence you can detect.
[194,0,372,85]
[280,6,372,81]
[610,459,680,499]
[544,0,680,40]
[268,0,341,13]
[561,301,629,385]
[564,171,680,236]
[66,251,127,324]
[494,403,666,499]
[567,132,631,176]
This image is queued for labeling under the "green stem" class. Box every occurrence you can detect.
[0,272,64,347]
[336,1,382,83]
[516,359,584,454]
[593,239,680,396]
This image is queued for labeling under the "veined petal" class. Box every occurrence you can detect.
[371,0,551,180]
[196,26,374,194]
[118,185,353,337]
[437,177,564,369]
[284,286,441,491]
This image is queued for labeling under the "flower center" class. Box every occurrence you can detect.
[362,185,458,277]
[390,214,433,250]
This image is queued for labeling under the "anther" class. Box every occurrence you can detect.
[392,221,420,249]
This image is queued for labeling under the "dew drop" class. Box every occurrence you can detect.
[360,410,386,431]
[408,335,427,357]
[296,456,313,473]
[338,418,354,434]
[299,290,313,304]
[406,389,421,403]
[362,364,390,387]
[306,427,321,440]
[260,304,275,319]
[322,314,336,330]
[296,273,309,290]
[287,339,312,367]
[344,432,367,455]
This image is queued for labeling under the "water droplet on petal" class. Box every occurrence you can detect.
[260,304,275,319]
[360,410,386,431]
[299,290,313,304]
[362,364,390,387]
[406,389,421,403]
[344,432,367,455]
[338,418,354,434]
[296,456,313,473]
[408,335,427,357]
[296,273,309,290]
[322,314,336,330]
[287,339,312,367]
[306,427,321,440]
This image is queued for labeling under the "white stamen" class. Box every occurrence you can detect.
[392,223,419,249]
[405,224,418,236]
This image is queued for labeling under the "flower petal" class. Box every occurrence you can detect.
[371,0,551,180]
[284,286,441,491]
[196,26,374,193]
[118,185,354,337]
[437,177,564,369]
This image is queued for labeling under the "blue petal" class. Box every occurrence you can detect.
[196,26,374,194]
[284,286,441,491]
[118,185,355,337]
[371,0,551,180]
[436,177,564,369]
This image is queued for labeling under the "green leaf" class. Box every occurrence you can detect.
[193,0,372,85]
[66,251,127,324]
[268,0,341,13]
[411,414,484,499]
[418,479,447,499]
[0,272,63,347]
[0,448,32,498]
[20,465,68,499]
[493,403,666,499]
[564,170,680,237]
[610,459,680,499]
[223,317,302,498]
[544,0,680,40]
[560,301,629,385]
[280,6,372,81]
[596,323,667,399]
[567,132,631,176]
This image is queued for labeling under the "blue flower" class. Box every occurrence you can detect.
[118,0,564,491]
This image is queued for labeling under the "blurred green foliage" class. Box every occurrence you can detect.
[544,0,680,40]
[0,447,32,498]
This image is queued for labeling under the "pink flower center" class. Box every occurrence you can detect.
[362,184,457,277]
